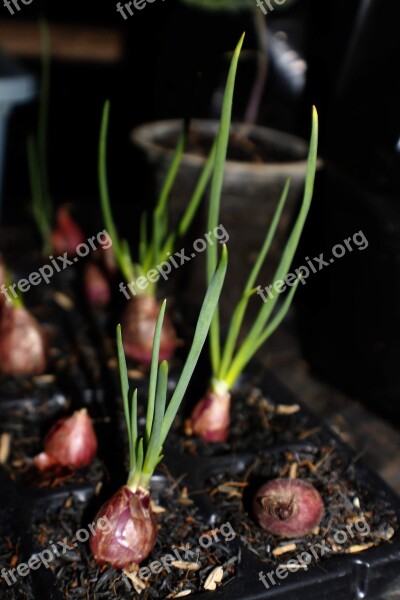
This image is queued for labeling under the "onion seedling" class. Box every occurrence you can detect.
[34,409,97,471]
[89,246,227,569]
[97,36,246,363]
[188,107,319,442]
[28,20,85,257]
[0,271,47,377]
[83,261,111,308]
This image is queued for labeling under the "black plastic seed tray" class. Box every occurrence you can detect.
[1,371,399,600]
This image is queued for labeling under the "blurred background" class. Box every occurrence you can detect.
[1,0,400,487]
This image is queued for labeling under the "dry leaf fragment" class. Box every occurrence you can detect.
[204,566,224,591]
[123,569,148,593]
[169,591,192,598]
[272,543,297,556]
[178,487,194,506]
[289,463,297,479]
[33,374,56,384]
[298,427,321,440]
[53,291,74,311]
[150,500,166,514]
[314,448,333,470]
[214,484,243,498]
[257,397,300,415]
[172,561,200,571]
[346,543,374,554]
[0,433,11,464]
[275,404,301,416]
[128,369,145,379]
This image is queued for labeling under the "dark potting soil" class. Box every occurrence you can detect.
[204,446,398,570]
[30,469,240,599]
[0,521,35,600]
[171,377,320,458]
[161,130,303,165]
[4,450,105,491]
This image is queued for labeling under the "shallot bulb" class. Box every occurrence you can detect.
[51,205,85,257]
[83,262,111,308]
[253,478,324,538]
[34,409,97,471]
[0,304,47,377]
[121,295,177,363]
[89,486,157,569]
[187,385,231,442]
[102,245,118,276]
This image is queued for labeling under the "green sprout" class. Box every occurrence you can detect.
[28,19,53,256]
[99,106,217,297]
[117,246,228,492]
[207,106,318,392]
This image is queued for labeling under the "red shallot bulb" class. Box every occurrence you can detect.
[0,304,47,377]
[102,245,118,276]
[83,262,111,308]
[121,295,177,363]
[34,409,97,471]
[90,486,157,569]
[253,478,324,538]
[51,205,85,257]
[187,385,231,443]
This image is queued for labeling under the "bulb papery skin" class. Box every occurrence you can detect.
[188,387,231,442]
[84,262,111,307]
[89,486,157,570]
[34,409,97,470]
[51,206,85,257]
[121,294,177,363]
[253,478,324,538]
[0,304,47,377]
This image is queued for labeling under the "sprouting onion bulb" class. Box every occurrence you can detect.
[51,205,86,257]
[83,262,111,308]
[0,302,47,377]
[98,69,219,364]
[89,245,228,570]
[89,485,157,570]
[34,409,97,471]
[189,105,319,443]
[186,381,231,442]
[121,294,177,363]
[253,479,324,538]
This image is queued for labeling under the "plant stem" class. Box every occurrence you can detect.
[99,102,136,283]
[38,19,52,222]
[218,178,290,380]
[222,107,319,388]
[207,33,245,376]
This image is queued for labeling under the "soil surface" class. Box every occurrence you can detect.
[205,446,397,568]
[161,130,304,164]
[31,471,240,599]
